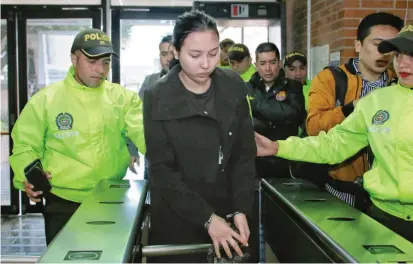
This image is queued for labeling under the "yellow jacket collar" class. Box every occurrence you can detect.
[65,66,105,92]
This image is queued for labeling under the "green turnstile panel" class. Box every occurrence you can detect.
[39,179,148,263]
[262,178,413,263]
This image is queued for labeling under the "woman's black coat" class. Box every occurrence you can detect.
[143,65,256,262]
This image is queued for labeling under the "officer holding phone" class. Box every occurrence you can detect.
[9,28,146,245]
[24,159,51,202]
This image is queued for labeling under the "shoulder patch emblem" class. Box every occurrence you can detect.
[56,113,73,130]
[372,110,390,125]
[275,90,287,101]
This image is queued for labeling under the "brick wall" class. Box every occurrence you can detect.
[285,0,413,65]
[285,0,308,53]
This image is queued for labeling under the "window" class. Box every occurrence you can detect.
[243,27,268,62]
[120,19,174,94]
[26,19,93,97]
[218,26,242,44]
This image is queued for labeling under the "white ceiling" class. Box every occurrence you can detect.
[1,0,277,6]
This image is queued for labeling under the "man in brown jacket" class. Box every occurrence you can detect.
[306,12,403,209]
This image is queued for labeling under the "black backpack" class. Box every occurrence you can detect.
[326,66,348,107]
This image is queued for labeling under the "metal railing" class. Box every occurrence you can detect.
[138,243,211,257]
[261,178,413,263]
[1,256,39,263]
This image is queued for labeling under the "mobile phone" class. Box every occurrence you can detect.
[24,159,51,195]
[24,158,43,174]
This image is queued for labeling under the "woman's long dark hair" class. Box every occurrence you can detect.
[169,58,180,70]
[169,10,219,69]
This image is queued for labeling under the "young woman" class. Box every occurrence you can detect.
[256,24,413,243]
[143,11,256,262]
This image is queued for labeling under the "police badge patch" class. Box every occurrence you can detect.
[56,113,73,130]
[372,110,390,125]
[275,90,287,101]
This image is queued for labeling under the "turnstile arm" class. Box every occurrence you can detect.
[138,243,211,257]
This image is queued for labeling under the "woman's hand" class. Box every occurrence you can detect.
[233,213,250,242]
[208,214,248,259]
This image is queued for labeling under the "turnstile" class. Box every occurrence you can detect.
[36,179,211,263]
[39,179,148,263]
[14,177,413,263]
[262,178,413,263]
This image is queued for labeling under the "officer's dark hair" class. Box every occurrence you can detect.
[160,35,172,45]
[220,38,235,50]
[255,42,281,61]
[357,12,404,43]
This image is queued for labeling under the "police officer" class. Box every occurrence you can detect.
[228,43,257,82]
[10,28,146,245]
[304,12,402,209]
[218,38,234,68]
[255,24,413,243]
[248,42,305,179]
[283,51,311,110]
[247,42,305,262]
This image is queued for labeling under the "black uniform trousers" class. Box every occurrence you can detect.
[369,204,413,243]
[42,193,80,245]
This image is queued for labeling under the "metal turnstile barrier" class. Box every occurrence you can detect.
[8,177,413,263]
[137,243,211,258]
[261,178,413,263]
[39,179,148,263]
[36,179,212,263]
[1,244,212,263]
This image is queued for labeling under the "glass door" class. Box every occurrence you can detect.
[25,19,95,98]
[111,7,190,180]
[119,19,175,94]
[120,19,175,180]
[1,19,11,207]
[1,10,20,215]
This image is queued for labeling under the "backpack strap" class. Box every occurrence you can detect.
[324,67,377,168]
[389,77,398,86]
[324,66,348,107]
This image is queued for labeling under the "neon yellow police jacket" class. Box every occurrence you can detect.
[303,79,312,111]
[240,64,256,82]
[10,66,146,203]
[277,83,413,221]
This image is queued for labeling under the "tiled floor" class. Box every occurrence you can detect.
[1,214,47,257]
